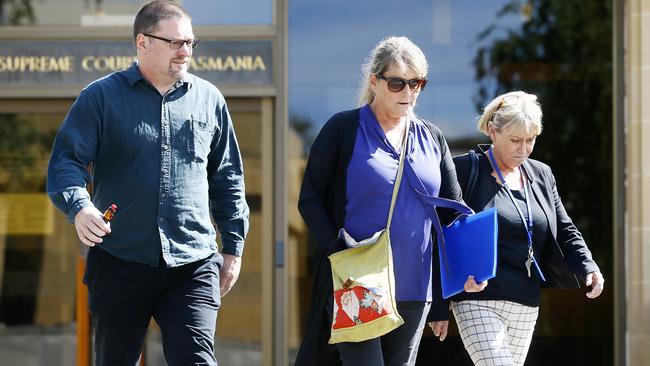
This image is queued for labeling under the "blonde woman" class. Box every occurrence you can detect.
[445,91,605,366]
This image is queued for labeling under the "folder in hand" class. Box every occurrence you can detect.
[439,207,498,299]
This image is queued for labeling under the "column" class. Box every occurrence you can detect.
[626,0,650,364]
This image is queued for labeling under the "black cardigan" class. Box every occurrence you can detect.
[453,146,600,290]
[294,108,462,366]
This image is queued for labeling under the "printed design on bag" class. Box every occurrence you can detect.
[340,290,361,325]
[332,279,392,330]
[360,287,387,313]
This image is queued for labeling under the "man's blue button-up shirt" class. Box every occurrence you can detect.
[47,62,249,267]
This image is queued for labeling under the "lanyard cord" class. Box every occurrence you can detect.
[488,149,533,244]
[488,147,546,281]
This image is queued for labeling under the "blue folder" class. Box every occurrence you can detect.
[439,207,498,299]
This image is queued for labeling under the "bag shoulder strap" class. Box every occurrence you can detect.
[386,121,409,230]
[464,149,480,202]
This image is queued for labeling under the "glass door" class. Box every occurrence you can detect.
[0,99,78,365]
[0,97,275,365]
[288,1,614,365]
[143,97,274,365]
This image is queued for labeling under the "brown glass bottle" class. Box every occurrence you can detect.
[102,204,117,222]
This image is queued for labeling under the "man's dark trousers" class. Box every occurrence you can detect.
[84,247,222,366]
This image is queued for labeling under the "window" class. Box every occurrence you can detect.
[0,0,272,27]
[289,1,613,364]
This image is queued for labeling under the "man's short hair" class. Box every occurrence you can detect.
[133,1,190,41]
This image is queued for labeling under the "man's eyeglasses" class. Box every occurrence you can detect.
[144,33,199,50]
[376,74,427,92]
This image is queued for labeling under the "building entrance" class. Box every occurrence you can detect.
[0,97,274,366]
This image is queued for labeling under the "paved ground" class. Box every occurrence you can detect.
[0,325,262,365]
[0,325,76,366]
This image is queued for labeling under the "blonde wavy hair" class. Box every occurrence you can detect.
[477,91,543,136]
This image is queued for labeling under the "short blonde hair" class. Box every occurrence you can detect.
[477,91,543,136]
[358,36,428,106]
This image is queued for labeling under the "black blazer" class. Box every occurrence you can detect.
[294,108,462,366]
[453,146,600,289]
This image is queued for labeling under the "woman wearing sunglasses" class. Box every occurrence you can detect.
[449,91,605,366]
[294,36,484,366]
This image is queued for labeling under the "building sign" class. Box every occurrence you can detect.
[0,40,272,87]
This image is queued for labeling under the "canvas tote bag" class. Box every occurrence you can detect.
[327,124,408,344]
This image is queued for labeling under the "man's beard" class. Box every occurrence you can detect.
[168,58,188,80]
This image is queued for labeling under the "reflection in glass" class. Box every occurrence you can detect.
[289,0,613,364]
[214,109,264,364]
[471,1,613,363]
[0,103,270,365]
[0,0,36,25]
[0,112,78,364]
[0,0,272,27]
[144,103,266,366]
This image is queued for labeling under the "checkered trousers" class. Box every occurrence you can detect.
[451,300,539,366]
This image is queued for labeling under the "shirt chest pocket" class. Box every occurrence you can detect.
[188,117,216,163]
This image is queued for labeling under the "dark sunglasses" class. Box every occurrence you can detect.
[376,74,427,92]
[144,33,199,50]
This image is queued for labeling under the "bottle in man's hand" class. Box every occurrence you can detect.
[102,204,117,222]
